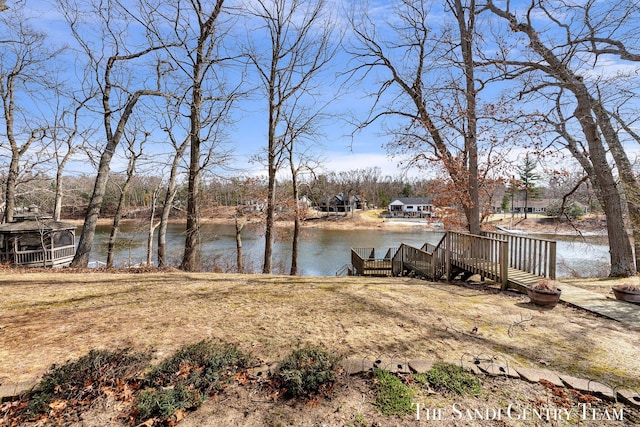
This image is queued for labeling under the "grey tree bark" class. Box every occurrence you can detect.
[485,0,636,276]
[61,0,167,267]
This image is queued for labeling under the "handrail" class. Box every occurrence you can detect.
[13,244,75,267]
[351,247,397,276]
[430,233,448,280]
[482,231,556,280]
[446,231,509,289]
[335,263,352,276]
[349,230,555,290]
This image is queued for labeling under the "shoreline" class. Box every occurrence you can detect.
[60,211,609,236]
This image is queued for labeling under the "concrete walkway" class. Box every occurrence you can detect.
[557,282,640,329]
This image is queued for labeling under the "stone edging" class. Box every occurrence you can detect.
[3,358,639,411]
[340,358,640,410]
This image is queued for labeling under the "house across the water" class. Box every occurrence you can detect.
[318,193,367,213]
[387,197,435,218]
[0,205,76,268]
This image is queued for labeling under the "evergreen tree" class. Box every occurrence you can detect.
[517,155,540,219]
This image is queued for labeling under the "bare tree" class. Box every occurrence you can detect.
[60,0,169,267]
[484,0,637,276]
[245,0,336,273]
[137,0,238,271]
[105,129,145,268]
[156,106,188,268]
[232,176,266,273]
[179,0,227,271]
[0,7,60,222]
[146,184,160,266]
[347,0,500,234]
[44,95,92,221]
[282,100,323,275]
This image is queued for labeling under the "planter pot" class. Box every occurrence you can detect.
[612,286,640,304]
[527,287,561,308]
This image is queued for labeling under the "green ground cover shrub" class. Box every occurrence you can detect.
[275,344,340,398]
[134,339,250,424]
[423,362,481,396]
[373,369,415,416]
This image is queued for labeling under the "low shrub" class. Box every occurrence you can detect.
[134,339,250,424]
[275,344,340,398]
[531,279,559,292]
[22,348,151,419]
[373,369,414,416]
[134,385,197,422]
[424,362,481,396]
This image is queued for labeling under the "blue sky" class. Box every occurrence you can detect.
[10,0,413,180]
[6,0,640,184]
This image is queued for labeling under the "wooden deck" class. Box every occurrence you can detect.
[350,231,556,293]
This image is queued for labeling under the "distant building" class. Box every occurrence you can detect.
[510,199,552,214]
[0,205,76,268]
[387,197,435,218]
[318,193,367,212]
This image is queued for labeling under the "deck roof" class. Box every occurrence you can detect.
[0,220,76,234]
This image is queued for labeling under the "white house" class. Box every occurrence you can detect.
[388,197,435,218]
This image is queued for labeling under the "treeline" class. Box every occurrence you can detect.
[0,168,435,218]
[0,165,597,222]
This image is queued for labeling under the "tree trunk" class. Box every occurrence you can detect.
[290,161,300,276]
[53,170,63,222]
[180,0,225,271]
[106,182,134,268]
[4,156,18,224]
[573,99,635,276]
[158,143,185,267]
[453,0,481,235]
[146,188,159,266]
[71,144,116,267]
[106,212,122,268]
[181,61,203,271]
[157,188,176,267]
[591,100,640,272]
[181,131,201,271]
[235,215,244,273]
[263,163,276,274]
[485,1,636,277]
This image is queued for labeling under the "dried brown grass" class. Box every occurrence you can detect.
[1,271,639,390]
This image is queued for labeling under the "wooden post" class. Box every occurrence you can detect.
[445,232,452,281]
[501,239,509,291]
[549,241,557,280]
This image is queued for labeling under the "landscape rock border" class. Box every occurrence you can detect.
[341,357,640,410]
[3,356,639,412]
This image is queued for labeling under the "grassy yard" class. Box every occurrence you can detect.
[1,270,638,390]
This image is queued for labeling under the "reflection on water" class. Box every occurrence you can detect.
[89,223,611,277]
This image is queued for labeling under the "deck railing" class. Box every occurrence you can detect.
[482,231,556,280]
[446,232,509,289]
[348,231,555,291]
[392,244,433,278]
[14,245,75,267]
[351,247,397,276]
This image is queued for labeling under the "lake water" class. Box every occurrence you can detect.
[90,223,612,278]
